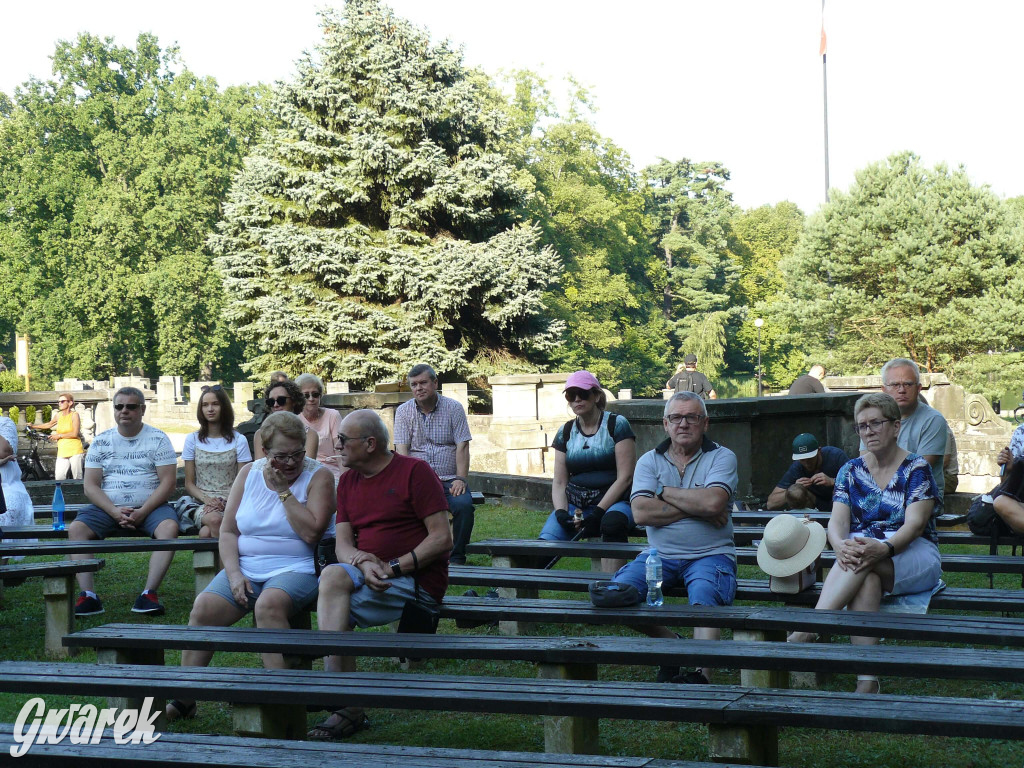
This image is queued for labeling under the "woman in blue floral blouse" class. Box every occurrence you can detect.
[789,392,941,693]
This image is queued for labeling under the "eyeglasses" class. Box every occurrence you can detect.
[564,388,594,402]
[201,384,223,393]
[854,418,893,434]
[265,395,291,408]
[113,402,142,411]
[302,392,321,400]
[883,381,918,390]
[666,413,705,426]
[267,449,305,465]
[336,433,369,447]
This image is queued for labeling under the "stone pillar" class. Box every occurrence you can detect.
[618,389,632,400]
[442,382,469,412]
[233,381,254,408]
[188,381,218,404]
[537,374,570,420]
[490,375,540,421]
[156,377,177,404]
[325,381,350,394]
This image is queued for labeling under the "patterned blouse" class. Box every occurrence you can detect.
[833,454,940,543]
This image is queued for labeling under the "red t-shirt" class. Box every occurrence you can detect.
[336,452,449,602]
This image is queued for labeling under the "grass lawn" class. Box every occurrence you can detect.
[0,502,1022,766]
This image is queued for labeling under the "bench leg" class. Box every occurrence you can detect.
[734,629,788,689]
[193,550,221,597]
[234,703,307,739]
[539,662,599,754]
[42,575,75,658]
[493,555,537,635]
[708,723,778,766]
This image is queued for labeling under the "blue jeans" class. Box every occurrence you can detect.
[445,481,475,564]
[612,552,737,606]
[538,500,634,541]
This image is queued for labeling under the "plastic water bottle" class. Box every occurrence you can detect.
[52,482,65,531]
[645,548,664,607]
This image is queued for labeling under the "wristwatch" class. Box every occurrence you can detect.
[277,490,293,503]
[389,558,403,577]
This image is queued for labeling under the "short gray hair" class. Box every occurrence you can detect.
[408,363,437,382]
[854,392,901,423]
[881,358,920,385]
[259,411,307,449]
[664,391,707,419]
[114,387,146,406]
[294,372,325,393]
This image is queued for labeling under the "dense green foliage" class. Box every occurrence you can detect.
[212,1,561,386]
[0,33,269,386]
[773,152,1024,375]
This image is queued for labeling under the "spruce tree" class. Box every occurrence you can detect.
[211,0,561,384]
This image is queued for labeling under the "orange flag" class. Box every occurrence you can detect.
[819,22,827,56]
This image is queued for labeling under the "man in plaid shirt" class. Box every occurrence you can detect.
[394,364,474,564]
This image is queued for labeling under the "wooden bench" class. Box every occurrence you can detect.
[448,565,1024,613]
[467,539,1024,576]
[0,559,104,655]
[0,726,758,768]
[0,660,1021,763]
[0,539,220,596]
[730,525,1024,548]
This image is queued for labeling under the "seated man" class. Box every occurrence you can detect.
[766,433,848,512]
[312,409,452,740]
[69,387,178,616]
[612,391,738,684]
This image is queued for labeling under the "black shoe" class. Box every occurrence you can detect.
[131,591,165,615]
[670,669,711,685]
[656,665,680,683]
[74,592,104,617]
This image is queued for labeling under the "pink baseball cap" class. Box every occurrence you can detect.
[564,370,602,391]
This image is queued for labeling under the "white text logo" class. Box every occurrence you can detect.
[10,697,161,757]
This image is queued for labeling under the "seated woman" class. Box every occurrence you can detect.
[296,373,344,485]
[254,379,318,460]
[788,392,941,694]
[538,370,636,572]
[0,417,35,547]
[182,385,252,538]
[164,412,335,721]
[37,393,85,480]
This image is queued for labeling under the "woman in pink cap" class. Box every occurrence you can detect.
[539,370,637,571]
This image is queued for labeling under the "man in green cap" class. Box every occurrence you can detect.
[765,433,848,511]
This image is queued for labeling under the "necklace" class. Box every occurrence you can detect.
[576,415,601,450]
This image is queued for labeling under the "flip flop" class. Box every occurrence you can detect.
[165,699,197,721]
[307,707,369,741]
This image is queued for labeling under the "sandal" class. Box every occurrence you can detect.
[856,675,880,694]
[165,699,197,721]
[307,707,369,741]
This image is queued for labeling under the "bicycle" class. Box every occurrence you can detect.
[18,427,51,481]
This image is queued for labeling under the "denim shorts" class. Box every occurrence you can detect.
[74,503,178,539]
[203,568,320,615]
[323,562,438,629]
[538,500,634,541]
[612,551,737,606]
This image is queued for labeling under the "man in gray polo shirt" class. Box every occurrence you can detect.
[611,390,738,684]
[394,364,473,564]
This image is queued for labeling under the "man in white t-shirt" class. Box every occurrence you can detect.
[70,387,179,617]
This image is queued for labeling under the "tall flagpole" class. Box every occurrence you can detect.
[821,0,830,203]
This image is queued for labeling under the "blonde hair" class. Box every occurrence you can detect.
[259,411,306,450]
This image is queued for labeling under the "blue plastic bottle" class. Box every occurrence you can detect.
[52,482,65,531]
[645,548,664,607]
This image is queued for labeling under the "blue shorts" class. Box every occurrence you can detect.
[538,500,634,541]
[203,568,320,615]
[74,503,178,539]
[323,563,438,629]
[612,552,737,606]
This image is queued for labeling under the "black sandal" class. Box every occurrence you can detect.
[307,707,369,741]
[165,699,197,721]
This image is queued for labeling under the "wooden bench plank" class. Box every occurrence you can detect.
[448,565,1024,613]
[0,725,766,768]
[467,539,1024,574]
[64,623,1024,682]
[437,596,1024,646]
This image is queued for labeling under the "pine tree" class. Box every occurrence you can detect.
[211,0,561,385]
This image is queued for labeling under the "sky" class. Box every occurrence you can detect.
[2,1,1022,215]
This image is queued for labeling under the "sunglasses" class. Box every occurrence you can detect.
[265,395,291,407]
[564,388,594,402]
[201,384,223,393]
[336,434,369,448]
[113,402,142,411]
[302,392,322,400]
[57,398,69,404]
